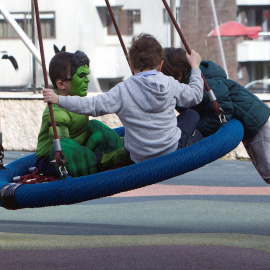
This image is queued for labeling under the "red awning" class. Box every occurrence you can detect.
[208,21,261,39]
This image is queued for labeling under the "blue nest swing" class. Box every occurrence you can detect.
[0,119,243,210]
[0,0,244,210]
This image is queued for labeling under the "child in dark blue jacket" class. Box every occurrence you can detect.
[161,47,270,184]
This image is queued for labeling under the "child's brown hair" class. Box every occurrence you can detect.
[128,33,164,72]
[161,48,191,83]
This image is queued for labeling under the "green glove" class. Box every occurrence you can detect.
[50,138,98,177]
[86,119,123,153]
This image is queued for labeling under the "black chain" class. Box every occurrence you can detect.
[0,144,4,169]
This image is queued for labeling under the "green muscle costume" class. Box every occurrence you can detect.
[36,103,125,176]
[36,104,88,158]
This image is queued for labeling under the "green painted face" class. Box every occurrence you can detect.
[71,65,90,96]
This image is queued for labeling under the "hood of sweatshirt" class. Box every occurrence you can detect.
[124,73,173,113]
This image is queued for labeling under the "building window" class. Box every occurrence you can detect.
[98,78,123,92]
[263,9,270,32]
[107,8,140,36]
[239,6,270,31]
[132,10,141,23]
[246,62,270,93]
[163,9,170,23]
[0,12,55,39]
[237,65,243,80]
[163,7,180,24]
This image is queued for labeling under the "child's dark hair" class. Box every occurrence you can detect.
[161,48,191,83]
[128,33,164,72]
[49,50,89,89]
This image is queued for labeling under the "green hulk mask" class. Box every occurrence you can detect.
[70,50,90,97]
[71,65,90,96]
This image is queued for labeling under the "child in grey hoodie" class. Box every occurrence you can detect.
[43,33,204,163]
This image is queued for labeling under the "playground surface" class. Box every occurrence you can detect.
[1,151,270,269]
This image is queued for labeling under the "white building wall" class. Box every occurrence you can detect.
[237,0,270,5]
[0,0,173,92]
[0,0,105,91]
[237,41,270,62]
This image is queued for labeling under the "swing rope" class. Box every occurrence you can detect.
[161,0,226,123]
[13,167,59,184]
[33,0,67,177]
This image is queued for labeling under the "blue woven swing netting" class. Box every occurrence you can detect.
[0,119,243,209]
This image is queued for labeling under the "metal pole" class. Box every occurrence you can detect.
[170,0,176,47]
[210,0,228,78]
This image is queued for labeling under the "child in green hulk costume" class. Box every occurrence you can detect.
[36,50,131,177]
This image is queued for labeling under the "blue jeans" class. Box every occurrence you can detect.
[177,109,200,149]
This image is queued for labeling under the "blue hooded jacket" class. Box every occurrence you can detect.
[183,61,270,140]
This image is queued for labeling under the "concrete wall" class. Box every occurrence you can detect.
[0,94,122,151]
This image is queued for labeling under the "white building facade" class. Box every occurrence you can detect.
[1,0,269,93]
[0,0,180,92]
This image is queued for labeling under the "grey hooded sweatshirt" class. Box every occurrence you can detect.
[58,69,203,163]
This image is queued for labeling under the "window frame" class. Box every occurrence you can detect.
[0,11,56,39]
[107,8,141,36]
